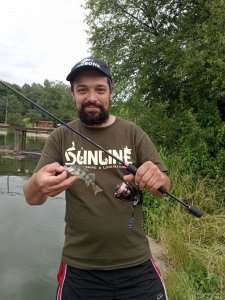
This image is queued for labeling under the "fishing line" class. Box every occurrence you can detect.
[0,80,203,218]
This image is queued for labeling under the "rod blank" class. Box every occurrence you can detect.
[0,80,203,218]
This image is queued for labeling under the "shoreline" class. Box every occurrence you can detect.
[0,148,41,159]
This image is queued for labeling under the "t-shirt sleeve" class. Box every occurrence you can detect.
[136,130,168,172]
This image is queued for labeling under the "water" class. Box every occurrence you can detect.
[0,131,48,152]
[0,134,66,300]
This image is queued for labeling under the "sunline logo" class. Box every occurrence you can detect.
[64,141,132,168]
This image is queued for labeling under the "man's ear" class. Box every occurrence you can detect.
[71,89,75,99]
[109,89,114,100]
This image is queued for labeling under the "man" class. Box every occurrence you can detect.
[23,57,170,300]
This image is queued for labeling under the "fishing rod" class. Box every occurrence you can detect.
[0,80,203,218]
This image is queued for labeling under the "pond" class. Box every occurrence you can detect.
[0,133,65,300]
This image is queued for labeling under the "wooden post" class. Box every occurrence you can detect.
[21,130,26,151]
[14,129,20,151]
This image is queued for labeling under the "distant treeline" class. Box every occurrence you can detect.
[0,80,75,127]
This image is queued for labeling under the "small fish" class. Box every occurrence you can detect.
[64,165,103,195]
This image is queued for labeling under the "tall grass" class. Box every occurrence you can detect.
[143,152,225,299]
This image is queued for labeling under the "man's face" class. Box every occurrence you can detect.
[71,70,113,126]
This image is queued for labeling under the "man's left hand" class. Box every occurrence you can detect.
[123,161,171,197]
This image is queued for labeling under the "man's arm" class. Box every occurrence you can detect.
[23,162,80,205]
[123,161,171,197]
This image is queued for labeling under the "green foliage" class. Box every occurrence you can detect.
[142,154,225,299]
[85,0,225,118]
[85,0,225,181]
[0,81,74,126]
[165,269,197,300]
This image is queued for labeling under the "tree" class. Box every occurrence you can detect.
[85,0,225,118]
[0,80,74,126]
[84,0,225,178]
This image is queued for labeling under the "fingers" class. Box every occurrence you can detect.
[124,161,167,194]
[123,174,134,182]
[47,175,80,197]
[42,169,68,186]
[136,162,162,191]
[35,163,80,197]
[42,162,65,174]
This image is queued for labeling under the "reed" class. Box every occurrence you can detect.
[143,153,225,299]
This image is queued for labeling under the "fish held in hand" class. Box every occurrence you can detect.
[64,165,103,195]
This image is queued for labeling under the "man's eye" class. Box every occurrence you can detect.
[98,88,105,93]
[78,89,86,93]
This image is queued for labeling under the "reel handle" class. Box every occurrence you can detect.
[126,163,167,194]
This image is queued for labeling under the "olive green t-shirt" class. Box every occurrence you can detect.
[35,117,167,270]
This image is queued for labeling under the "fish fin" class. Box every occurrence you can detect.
[84,180,90,187]
[83,173,95,187]
[93,185,103,196]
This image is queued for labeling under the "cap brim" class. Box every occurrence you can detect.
[66,65,110,82]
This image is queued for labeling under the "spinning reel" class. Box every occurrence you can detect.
[114,181,143,228]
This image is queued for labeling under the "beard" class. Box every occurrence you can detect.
[77,101,109,126]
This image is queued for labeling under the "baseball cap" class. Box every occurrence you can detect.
[66,57,113,82]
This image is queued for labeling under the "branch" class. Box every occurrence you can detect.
[111,0,152,31]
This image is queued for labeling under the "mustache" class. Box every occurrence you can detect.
[82,101,103,109]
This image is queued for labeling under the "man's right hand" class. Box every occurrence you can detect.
[23,162,80,205]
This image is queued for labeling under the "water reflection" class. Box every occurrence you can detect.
[0,153,38,176]
[0,134,66,300]
[0,130,48,152]
[0,130,47,176]
[0,176,65,300]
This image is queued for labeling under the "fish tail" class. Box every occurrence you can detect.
[93,185,103,195]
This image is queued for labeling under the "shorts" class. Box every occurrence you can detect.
[56,257,168,300]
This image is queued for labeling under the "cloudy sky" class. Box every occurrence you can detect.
[0,0,90,86]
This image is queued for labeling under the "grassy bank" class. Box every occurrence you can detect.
[143,154,225,300]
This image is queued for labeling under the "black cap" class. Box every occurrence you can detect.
[66,57,113,82]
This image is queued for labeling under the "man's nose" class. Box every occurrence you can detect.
[87,90,97,102]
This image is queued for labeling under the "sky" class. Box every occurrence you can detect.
[0,0,90,86]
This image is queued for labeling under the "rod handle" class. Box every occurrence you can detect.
[157,185,167,194]
[126,163,137,174]
[126,164,167,194]
[188,205,203,218]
